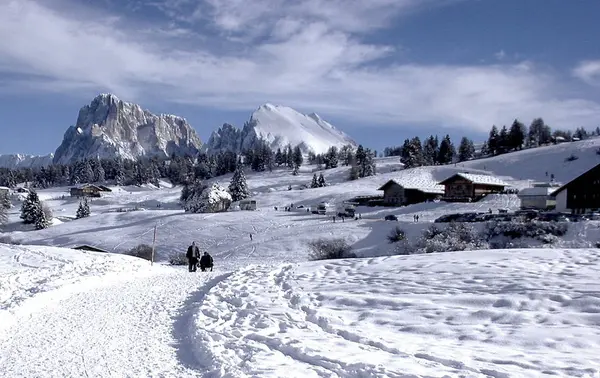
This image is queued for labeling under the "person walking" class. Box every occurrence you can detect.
[250,233,253,241]
[186,242,200,272]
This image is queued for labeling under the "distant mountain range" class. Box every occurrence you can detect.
[0,95,356,169]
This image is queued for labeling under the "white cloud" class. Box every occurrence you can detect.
[0,0,598,134]
[573,60,600,85]
[494,50,506,60]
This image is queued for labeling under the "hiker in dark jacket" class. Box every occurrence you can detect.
[199,251,214,272]
[186,242,200,272]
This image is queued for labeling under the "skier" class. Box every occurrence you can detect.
[250,233,253,241]
[199,251,214,272]
[186,242,200,272]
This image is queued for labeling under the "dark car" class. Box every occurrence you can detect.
[384,214,398,221]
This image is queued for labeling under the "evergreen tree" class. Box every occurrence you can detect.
[527,118,551,147]
[76,198,91,219]
[401,137,424,168]
[20,190,41,224]
[498,126,509,154]
[228,164,250,202]
[94,162,105,183]
[275,148,284,166]
[292,145,303,170]
[422,135,439,165]
[310,174,319,188]
[1,191,11,210]
[285,144,294,168]
[487,125,500,155]
[318,173,326,187]
[457,137,475,162]
[508,119,526,150]
[0,202,6,225]
[437,135,455,164]
[324,146,339,169]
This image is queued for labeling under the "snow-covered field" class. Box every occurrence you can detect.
[1,139,600,377]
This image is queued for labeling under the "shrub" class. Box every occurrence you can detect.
[411,222,488,254]
[565,154,579,162]
[308,238,356,260]
[387,226,406,243]
[485,220,568,247]
[0,235,22,245]
[168,252,188,266]
[125,243,154,261]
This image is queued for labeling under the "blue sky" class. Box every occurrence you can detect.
[1,0,599,155]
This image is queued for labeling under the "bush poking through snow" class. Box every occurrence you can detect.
[565,154,579,162]
[407,222,488,254]
[168,252,187,266]
[308,238,356,260]
[125,244,154,261]
[485,220,568,247]
[387,226,406,243]
[0,235,21,244]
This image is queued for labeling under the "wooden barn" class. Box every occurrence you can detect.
[377,180,444,206]
[438,173,507,202]
[70,184,104,198]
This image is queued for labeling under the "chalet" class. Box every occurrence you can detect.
[377,180,444,206]
[517,182,559,210]
[238,199,257,211]
[70,184,103,198]
[552,163,600,214]
[438,172,508,202]
[97,185,113,192]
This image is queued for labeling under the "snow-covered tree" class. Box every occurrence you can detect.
[20,190,41,224]
[0,197,7,225]
[185,182,232,213]
[228,165,250,202]
[318,173,326,187]
[437,135,455,164]
[292,145,303,170]
[400,138,424,168]
[76,198,91,219]
[1,191,11,210]
[310,174,319,188]
[324,146,339,169]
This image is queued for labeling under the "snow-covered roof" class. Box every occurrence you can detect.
[439,173,508,187]
[518,187,556,197]
[0,186,10,190]
[377,179,444,194]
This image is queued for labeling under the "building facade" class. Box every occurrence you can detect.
[517,183,558,210]
[552,163,600,214]
[377,180,443,206]
[438,173,507,202]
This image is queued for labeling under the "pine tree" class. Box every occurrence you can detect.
[422,136,439,165]
[94,161,105,183]
[401,137,424,168]
[76,198,91,219]
[437,135,455,164]
[457,137,475,162]
[487,125,500,155]
[0,204,6,225]
[228,164,250,202]
[324,146,339,169]
[20,190,41,224]
[310,174,319,188]
[275,148,284,166]
[292,145,303,170]
[35,202,50,230]
[318,173,326,187]
[508,119,526,151]
[0,191,11,210]
[498,126,509,154]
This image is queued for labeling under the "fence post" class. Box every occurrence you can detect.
[151,224,157,266]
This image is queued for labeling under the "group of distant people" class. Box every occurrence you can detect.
[186,242,214,272]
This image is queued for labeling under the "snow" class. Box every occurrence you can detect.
[1,139,600,376]
[0,153,54,169]
[440,172,509,187]
[247,103,357,154]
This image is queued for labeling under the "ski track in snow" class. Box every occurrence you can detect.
[0,266,218,378]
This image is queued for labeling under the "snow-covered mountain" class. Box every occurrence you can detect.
[204,104,356,155]
[0,153,54,169]
[53,94,202,165]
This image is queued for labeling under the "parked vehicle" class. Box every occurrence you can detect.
[384,214,398,221]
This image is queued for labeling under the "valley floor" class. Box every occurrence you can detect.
[1,245,599,378]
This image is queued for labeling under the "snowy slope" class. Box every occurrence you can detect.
[53,94,202,165]
[0,153,54,169]
[204,103,356,154]
[462,137,600,185]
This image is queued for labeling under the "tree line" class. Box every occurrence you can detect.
[383,118,600,169]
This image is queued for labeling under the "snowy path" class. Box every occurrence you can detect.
[0,267,216,378]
